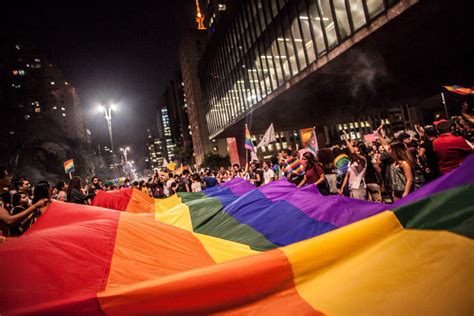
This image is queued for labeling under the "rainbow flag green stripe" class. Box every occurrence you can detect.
[394,183,474,238]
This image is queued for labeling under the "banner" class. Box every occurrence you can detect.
[63,159,75,174]
[306,129,319,155]
[299,128,314,146]
[227,137,240,166]
[257,123,276,148]
[363,133,377,144]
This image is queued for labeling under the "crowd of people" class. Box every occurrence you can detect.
[1,103,473,240]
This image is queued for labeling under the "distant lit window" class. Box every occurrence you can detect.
[50,81,55,85]
[35,108,41,113]
[62,113,66,117]
[218,4,226,11]
[26,64,30,67]
[12,70,18,75]
[52,106,57,110]
[34,58,40,62]
[18,70,25,75]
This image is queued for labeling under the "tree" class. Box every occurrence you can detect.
[200,153,230,171]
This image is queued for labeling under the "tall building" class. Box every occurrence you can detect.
[0,43,88,143]
[0,43,92,179]
[179,30,228,166]
[197,0,472,159]
[162,73,193,160]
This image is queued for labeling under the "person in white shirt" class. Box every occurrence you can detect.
[262,161,275,184]
[191,173,203,192]
[165,173,175,196]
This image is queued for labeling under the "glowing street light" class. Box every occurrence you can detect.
[98,103,118,176]
[120,146,130,162]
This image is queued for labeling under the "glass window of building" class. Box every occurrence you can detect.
[306,1,327,55]
[366,0,385,18]
[289,2,308,69]
[318,0,339,49]
[270,0,279,18]
[263,32,280,89]
[348,0,367,30]
[297,0,316,64]
[281,7,298,76]
[270,35,285,87]
[333,0,352,40]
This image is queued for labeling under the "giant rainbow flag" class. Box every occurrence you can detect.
[1,156,473,314]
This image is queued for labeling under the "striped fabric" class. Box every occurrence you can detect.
[245,125,255,151]
[284,156,305,179]
[443,85,474,95]
[1,156,473,314]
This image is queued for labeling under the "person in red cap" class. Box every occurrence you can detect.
[433,120,473,174]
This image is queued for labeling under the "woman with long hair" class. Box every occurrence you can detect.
[389,141,414,202]
[67,177,92,204]
[299,152,329,195]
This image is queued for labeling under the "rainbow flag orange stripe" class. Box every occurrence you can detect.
[63,159,74,174]
[245,125,255,151]
[1,157,473,314]
[443,85,474,95]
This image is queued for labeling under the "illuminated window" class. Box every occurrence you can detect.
[34,58,40,62]
[50,81,55,85]
[218,4,226,11]
[19,70,25,75]
[35,108,41,113]
[12,70,19,75]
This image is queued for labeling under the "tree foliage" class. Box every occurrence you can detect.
[200,153,230,171]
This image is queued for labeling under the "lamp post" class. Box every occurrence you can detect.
[99,104,117,176]
[120,146,130,162]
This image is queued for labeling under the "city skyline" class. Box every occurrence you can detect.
[0,2,201,171]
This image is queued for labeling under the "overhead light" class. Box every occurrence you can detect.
[300,15,329,21]
[277,38,303,42]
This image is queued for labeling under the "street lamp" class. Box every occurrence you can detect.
[98,103,117,175]
[120,146,130,162]
[98,104,117,154]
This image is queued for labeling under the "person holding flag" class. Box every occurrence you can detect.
[245,124,258,162]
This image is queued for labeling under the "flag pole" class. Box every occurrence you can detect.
[441,92,449,119]
[245,124,249,165]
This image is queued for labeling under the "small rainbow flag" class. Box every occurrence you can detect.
[245,125,255,152]
[63,159,75,174]
[443,85,474,95]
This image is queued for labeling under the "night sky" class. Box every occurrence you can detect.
[1,2,198,170]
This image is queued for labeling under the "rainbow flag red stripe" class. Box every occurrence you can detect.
[443,85,474,95]
[1,156,473,314]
